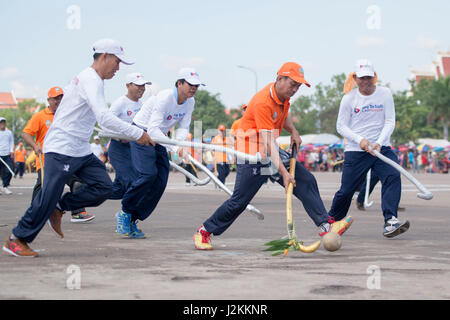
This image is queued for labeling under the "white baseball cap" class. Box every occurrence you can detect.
[177,67,205,86]
[94,135,100,140]
[0,117,6,122]
[93,38,134,65]
[355,59,375,77]
[126,72,152,85]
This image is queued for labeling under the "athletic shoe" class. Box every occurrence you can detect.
[128,221,146,239]
[193,226,212,250]
[356,200,365,211]
[3,237,39,257]
[116,210,132,236]
[383,217,410,238]
[1,187,12,195]
[318,219,332,237]
[319,216,354,237]
[70,211,95,223]
[48,208,64,238]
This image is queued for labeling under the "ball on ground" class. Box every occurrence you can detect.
[322,232,342,252]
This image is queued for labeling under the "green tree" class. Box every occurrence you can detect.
[0,98,44,142]
[190,90,232,133]
[412,76,450,140]
[312,73,346,135]
[289,95,319,135]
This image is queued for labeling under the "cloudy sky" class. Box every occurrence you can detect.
[0,0,448,108]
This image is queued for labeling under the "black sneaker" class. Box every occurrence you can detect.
[356,200,365,211]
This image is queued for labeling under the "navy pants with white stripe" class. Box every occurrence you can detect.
[121,142,170,222]
[108,139,138,200]
[203,158,330,236]
[328,147,401,222]
[13,152,113,243]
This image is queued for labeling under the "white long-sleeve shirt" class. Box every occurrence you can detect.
[336,86,395,152]
[43,67,143,157]
[110,95,143,123]
[133,87,194,152]
[0,129,14,156]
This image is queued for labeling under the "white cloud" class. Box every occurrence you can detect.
[0,67,20,79]
[414,35,441,49]
[356,35,385,48]
[160,54,206,70]
[10,81,44,99]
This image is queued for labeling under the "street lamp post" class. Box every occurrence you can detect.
[237,65,258,93]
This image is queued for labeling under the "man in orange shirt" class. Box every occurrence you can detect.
[193,62,352,250]
[22,86,95,223]
[14,143,27,179]
[211,124,233,184]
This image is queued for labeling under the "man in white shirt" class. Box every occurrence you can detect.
[116,67,203,239]
[328,59,408,238]
[90,135,105,160]
[3,38,153,257]
[108,72,152,200]
[0,117,14,195]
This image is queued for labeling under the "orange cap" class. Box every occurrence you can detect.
[277,62,310,87]
[48,86,64,98]
[241,104,247,110]
[218,124,226,131]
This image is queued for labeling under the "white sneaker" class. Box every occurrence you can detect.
[2,187,12,195]
[383,217,410,238]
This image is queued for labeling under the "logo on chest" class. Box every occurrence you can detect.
[273,112,278,121]
[166,113,186,121]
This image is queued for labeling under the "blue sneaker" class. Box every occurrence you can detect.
[383,217,410,238]
[129,221,146,239]
[116,210,132,236]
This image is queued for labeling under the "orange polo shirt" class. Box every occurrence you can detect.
[15,149,27,162]
[22,107,54,170]
[236,83,290,155]
[211,134,233,163]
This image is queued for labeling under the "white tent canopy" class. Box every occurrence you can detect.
[277,133,341,146]
[417,138,450,148]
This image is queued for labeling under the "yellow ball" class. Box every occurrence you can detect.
[322,232,342,252]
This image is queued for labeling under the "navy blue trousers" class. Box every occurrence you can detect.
[216,163,230,184]
[328,147,401,222]
[13,152,113,243]
[121,142,169,221]
[203,160,330,236]
[0,155,13,187]
[108,139,138,200]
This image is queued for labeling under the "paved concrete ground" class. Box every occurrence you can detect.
[0,170,449,300]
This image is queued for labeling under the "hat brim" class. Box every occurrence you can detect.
[48,93,64,98]
[355,69,375,78]
[185,77,206,86]
[129,80,152,86]
[115,54,134,65]
[289,76,311,87]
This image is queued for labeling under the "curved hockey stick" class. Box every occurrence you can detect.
[94,128,262,163]
[364,169,374,208]
[188,155,264,220]
[264,144,321,256]
[372,149,433,200]
[169,160,211,186]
